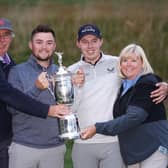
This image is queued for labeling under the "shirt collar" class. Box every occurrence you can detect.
[122,74,141,95]
[0,53,11,64]
[80,52,104,65]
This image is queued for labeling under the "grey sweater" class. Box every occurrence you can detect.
[8,55,63,148]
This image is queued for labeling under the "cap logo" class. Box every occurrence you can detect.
[78,24,101,41]
[81,26,96,33]
[0,20,5,26]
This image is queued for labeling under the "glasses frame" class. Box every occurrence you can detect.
[0,31,15,40]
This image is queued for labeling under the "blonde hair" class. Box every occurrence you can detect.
[118,44,154,79]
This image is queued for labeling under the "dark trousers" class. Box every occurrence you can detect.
[0,145,9,168]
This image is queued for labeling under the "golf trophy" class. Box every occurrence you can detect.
[51,52,80,140]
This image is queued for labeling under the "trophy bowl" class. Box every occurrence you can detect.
[54,73,74,105]
[58,113,80,140]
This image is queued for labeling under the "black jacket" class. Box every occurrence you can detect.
[0,56,49,147]
[96,74,168,165]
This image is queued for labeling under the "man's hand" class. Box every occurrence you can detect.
[35,72,49,90]
[150,82,168,104]
[72,68,85,87]
[48,104,70,118]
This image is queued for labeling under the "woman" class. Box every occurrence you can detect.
[81,44,168,168]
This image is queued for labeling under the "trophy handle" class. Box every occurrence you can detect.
[46,73,56,99]
[55,51,64,67]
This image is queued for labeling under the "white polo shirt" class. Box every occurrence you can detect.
[68,53,121,144]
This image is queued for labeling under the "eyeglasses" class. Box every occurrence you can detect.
[0,32,15,40]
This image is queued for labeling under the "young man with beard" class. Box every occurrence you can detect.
[7,24,75,168]
[0,18,69,168]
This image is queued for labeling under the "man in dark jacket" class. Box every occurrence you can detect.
[0,18,69,168]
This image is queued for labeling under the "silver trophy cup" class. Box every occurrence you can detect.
[52,52,80,140]
[54,73,74,105]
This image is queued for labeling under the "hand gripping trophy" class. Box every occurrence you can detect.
[49,52,80,140]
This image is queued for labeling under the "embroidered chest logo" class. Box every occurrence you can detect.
[107,67,115,73]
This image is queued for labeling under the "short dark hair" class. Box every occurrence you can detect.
[31,24,56,40]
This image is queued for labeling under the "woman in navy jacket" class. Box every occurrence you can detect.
[81,44,168,168]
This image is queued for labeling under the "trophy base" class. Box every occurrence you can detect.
[59,132,80,140]
[58,113,80,140]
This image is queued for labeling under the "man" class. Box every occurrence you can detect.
[68,24,168,168]
[68,24,125,168]
[0,18,69,168]
[7,24,76,168]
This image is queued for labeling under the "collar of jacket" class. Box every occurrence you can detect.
[27,55,55,71]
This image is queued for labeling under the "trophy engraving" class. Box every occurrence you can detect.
[49,52,80,140]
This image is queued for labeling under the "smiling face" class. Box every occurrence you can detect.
[120,52,143,80]
[0,29,13,56]
[76,34,103,64]
[29,32,56,65]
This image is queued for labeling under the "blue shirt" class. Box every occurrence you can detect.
[122,75,141,95]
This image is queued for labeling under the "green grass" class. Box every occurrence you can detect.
[65,141,73,168]
[0,0,92,6]
[1,1,168,167]
[0,0,167,79]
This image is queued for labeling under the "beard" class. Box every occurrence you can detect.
[34,54,53,61]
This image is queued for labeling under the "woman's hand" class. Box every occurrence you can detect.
[80,125,96,139]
